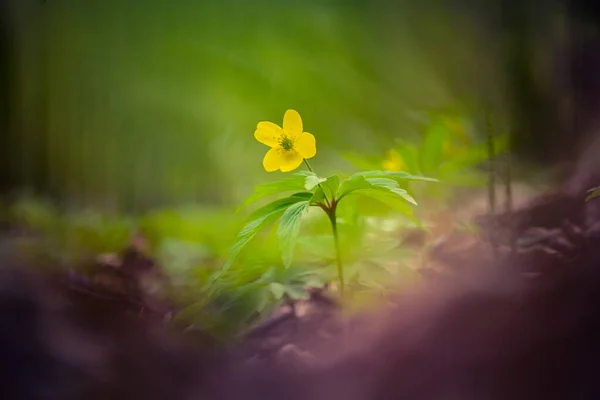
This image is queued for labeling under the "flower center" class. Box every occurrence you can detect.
[279,135,294,152]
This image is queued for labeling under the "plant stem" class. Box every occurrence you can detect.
[327,206,344,298]
[303,159,343,296]
[485,107,497,259]
[303,159,331,207]
[303,159,315,173]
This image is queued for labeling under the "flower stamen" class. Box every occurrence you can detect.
[279,136,294,152]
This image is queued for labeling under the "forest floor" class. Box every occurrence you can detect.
[11,174,595,369]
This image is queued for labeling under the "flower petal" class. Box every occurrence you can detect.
[280,151,304,172]
[263,148,282,172]
[255,122,283,147]
[283,109,303,138]
[295,132,316,159]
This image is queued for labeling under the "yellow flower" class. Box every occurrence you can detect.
[382,149,405,172]
[254,109,317,172]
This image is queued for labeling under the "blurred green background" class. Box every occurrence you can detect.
[2,0,524,211]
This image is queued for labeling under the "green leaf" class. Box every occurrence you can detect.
[236,175,307,212]
[215,196,307,285]
[339,175,417,205]
[389,188,417,205]
[366,177,398,189]
[366,177,417,205]
[586,187,600,202]
[310,187,327,205]
[246,193,312,222]
[322,175,341,199]
[356,189,417,218]
[301,274,325,288]
[277,200,310,268]
[297,235,336,259]
[284,284,310,300]
[269,282,286,300]
[349,170,438,183]
[337,175,419,222]
[305,174,327,191]
[255,288,271,313]
[338,176,373,198]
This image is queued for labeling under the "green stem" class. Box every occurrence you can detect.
[303,159,342,296]
[327,206,344,298]
[485,107,497,259]
[303,159,331,207]
[303,158,315,173]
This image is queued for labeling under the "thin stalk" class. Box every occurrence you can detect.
[303,159,331,207]
[303,158,315,173]
[327,206,344,298]
[303,159,343,296]
[485,108,497,259]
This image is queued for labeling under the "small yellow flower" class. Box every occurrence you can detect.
[254,109,317,172]
[382,148,405,172]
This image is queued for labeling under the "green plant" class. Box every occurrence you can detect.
[212,109,436,299]
[344,113,509,204]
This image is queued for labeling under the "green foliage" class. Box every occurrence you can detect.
[237,171,324,211]
[277,201,311,268]
[216,167,436,299]
[219,196,307,278]
[344,113,509,205]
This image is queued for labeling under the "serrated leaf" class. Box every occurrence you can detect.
[321,175,341,199]
[236,175,307,212]
[214,197,305,286]
[277,200,310,268]
[269,282,286,300]
[357,189,417,216]
[350,170,438,183]
[305,174,327,190]
[388,188,417,205]
[310,187,327,205]
[338,176,372,198]
[366,177,398,189]
[246,193,312,222]
[339,175,418,206]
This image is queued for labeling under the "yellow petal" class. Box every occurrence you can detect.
[279,151,304,172]
[263,148,282,172]
[283,109,303,138]
[255,122,283,147]
[295,132,316,159]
